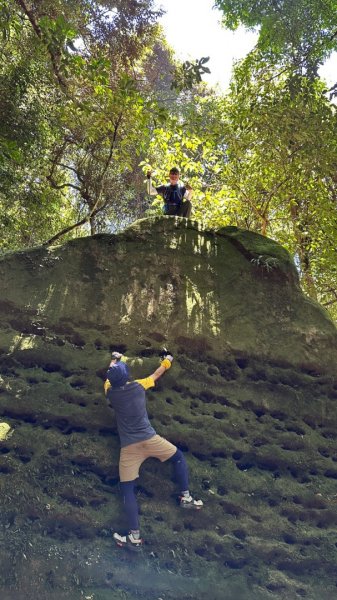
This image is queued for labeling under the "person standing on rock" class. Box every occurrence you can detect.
[146,167,193,218]
[104,350,203,551]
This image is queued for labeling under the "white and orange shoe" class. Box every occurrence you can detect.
[113,532,143,551]
[179,495,204,510]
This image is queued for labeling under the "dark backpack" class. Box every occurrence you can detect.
[163,184,185,207]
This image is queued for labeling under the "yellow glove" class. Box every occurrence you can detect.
[161,357,172,370]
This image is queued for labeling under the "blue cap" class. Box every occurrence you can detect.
[107,362,129,388]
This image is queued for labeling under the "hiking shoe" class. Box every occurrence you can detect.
[113,532,143,551]
[179,495,203,510]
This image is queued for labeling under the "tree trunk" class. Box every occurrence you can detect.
[90,215,97,235]
[261,215,268,236]
[289,201,318,300]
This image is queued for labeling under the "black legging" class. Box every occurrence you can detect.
[120,448,189,530]
[166,201,192,218]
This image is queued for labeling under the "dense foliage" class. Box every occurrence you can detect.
[0,0,164,247]
[1,0,336,319]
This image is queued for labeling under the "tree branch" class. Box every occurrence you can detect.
[47,181,82,192]
[322,297,337,307]
[227,167,265,222]
[321,288,337,307]
[14,0,67,90]
[48,141,69,182]
[90,112,124,212]
[43,215,90,246]
[42,205,103,246]
[58,163,85,183]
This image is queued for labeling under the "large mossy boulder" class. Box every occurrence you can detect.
[0,217,336,600]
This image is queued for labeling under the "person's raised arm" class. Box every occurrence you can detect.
[146,170,158,196]
[149,355,173,382]
[185,183,193,201]
[135,352,174,390]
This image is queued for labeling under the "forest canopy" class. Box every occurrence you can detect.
[0,0,336,320]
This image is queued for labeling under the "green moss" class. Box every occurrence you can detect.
[0,218,337,598]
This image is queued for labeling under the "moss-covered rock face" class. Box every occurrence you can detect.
[0,217,336,600]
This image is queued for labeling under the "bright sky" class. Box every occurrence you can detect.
[156,0,337,92]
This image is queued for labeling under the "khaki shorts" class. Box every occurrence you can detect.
[119,435,177,482]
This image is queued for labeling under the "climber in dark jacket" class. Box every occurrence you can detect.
[146,167,192,217]
[104,350,203,551]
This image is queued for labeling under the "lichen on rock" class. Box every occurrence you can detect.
[0,422,11,441]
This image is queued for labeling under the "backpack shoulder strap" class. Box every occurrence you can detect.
[179,185,186,199]
[164,184,171,202]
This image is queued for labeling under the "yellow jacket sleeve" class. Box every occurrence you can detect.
[104,373,156,394]
[135,376,155,390]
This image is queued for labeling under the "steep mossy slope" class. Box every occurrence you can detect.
[0,217,336,600]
